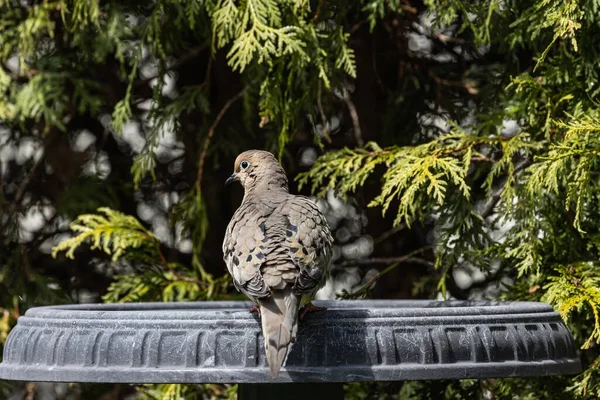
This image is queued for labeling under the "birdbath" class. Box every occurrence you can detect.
[0,300,581,399]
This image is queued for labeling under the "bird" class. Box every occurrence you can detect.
[222,150,333,378]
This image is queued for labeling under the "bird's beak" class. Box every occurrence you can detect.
[225,173,238,187]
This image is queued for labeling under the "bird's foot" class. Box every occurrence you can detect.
[249,304,261,318]
[300,302,327,320]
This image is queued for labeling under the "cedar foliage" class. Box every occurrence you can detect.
[1,0,600,398]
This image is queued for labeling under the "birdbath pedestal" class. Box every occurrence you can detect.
[0,300,582,399]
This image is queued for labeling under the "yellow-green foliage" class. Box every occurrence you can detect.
[136,383,237,400]
[51,208,231,305]
[102,269,231,304]
[299,132,537,227]
[0,0,357,181]
[212,0,308,72]
[4,0,600,398]
[544,263,600,349]
[52,207,157,261]
[527,110,600,233]
[294,1,600,395]
[542,264,600,397]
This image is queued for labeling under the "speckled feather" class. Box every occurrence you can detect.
[222,150,333,378]
[223,195,333,300]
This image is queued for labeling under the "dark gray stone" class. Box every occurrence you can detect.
[0,300,582,383]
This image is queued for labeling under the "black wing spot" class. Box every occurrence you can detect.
[256,253,265,260]
[285,218,299,238]
[290,247,299,253]
[302,247,309,255]
[259,222,267,235]
[246,255,253,262]
[233,256,239,266]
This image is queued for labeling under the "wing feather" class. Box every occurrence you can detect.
[282,196,333,296]
[223,202,270,299]
[223,196,332,299]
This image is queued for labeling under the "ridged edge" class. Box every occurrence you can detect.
[0,301,582,383]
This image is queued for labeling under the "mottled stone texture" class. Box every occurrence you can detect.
[0,300,581,383]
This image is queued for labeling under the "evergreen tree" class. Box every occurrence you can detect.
[1,0,599,398]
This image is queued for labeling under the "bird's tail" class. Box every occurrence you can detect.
[258,288,300,378]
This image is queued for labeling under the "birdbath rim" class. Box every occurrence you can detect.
[0,300,582,384]
[20,299,554,318]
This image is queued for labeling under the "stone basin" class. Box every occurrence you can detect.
[0,300,581,384]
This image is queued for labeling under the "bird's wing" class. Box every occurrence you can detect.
[222,201,271,300]
[280,196,333,296]
[223,195,332,298]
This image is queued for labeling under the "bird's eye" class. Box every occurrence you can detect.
[240,161,249,169]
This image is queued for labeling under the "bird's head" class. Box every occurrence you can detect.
[225,150,289,193]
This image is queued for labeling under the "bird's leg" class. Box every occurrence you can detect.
[300,302,327,320]
[249,304,261,318]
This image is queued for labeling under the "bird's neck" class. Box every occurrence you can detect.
[243,179,289,201]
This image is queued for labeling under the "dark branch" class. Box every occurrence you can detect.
[196,88,246,189]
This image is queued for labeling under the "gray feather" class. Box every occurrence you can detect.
[258,288,300,378]
[222,150,333,378]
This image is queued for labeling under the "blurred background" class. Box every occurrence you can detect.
[1,0,600,399]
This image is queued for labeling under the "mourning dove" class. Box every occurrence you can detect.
[223,150,333,378]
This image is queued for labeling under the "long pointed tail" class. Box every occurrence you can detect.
[258,289,300,378]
